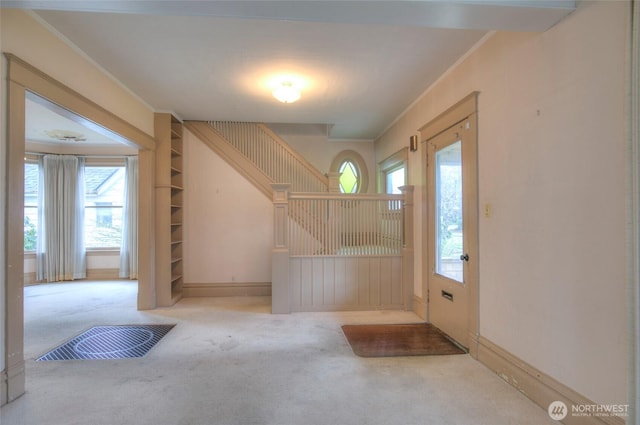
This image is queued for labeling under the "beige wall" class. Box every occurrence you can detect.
[2,0,632,410]
[267,123,377,193]
[375,0,629,406]
[1,9,155,388]
[0,10,155,137]
[183,125,379,286]
[183,128,274,284]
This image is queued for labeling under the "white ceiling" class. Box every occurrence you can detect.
[24,92,138,154]
[25,94,122,146]
[6,1,575,141]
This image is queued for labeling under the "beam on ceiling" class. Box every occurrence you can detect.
[2,0,576,32]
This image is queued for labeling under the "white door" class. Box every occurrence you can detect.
[427,116,478,349]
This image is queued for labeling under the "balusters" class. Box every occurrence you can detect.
[209,121,328,192]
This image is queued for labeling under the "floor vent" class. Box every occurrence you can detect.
[36,324,175,361]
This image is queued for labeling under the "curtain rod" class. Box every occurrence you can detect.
[25,152,137,159]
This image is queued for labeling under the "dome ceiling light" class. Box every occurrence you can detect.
[272,80,301,104]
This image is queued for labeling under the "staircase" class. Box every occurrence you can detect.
[183,120,413,312]
[184,121,328,198]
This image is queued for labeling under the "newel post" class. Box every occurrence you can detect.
[400,185,415,311]
[327,171,342,193]
[271,183,291,313]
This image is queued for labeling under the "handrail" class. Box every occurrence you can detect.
[289,192,404,201]
[287,193,404,257]
[256,124,330,187]
[209,121,329,192]
[184,121,273,198]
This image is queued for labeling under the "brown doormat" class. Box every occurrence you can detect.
[341,323,466,357]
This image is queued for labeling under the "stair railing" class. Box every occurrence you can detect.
[209,121,328,192]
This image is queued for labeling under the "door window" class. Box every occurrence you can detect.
[435,140,463,283]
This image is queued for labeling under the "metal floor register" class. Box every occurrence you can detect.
[36,324,175,361]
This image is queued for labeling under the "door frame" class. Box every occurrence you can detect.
[2,54,156,404]
[419,92,479,357]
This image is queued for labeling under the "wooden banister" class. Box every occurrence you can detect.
[209,121,328,193]
[256,123,329,189]
[184,121,273,199]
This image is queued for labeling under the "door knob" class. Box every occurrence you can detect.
[460,253,469,262]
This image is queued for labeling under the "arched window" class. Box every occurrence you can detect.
[330,150,369,194]
[339,159,359,193]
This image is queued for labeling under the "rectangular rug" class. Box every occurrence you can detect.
[342,323,466,357]
[36,324,175,361]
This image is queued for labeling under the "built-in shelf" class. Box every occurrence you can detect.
[155,113,184,307]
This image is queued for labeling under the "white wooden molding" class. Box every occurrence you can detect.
[86,268,121,280]
[184,121,274,199]
[400,185,414,311]
[271,183,291,313]
[412,295,427,320]
[257,123,329,188]
[477,337,626,425]
[629,1,640,422]
[0,369,6,405]
[4,54,155,150]
[182,282,271,298]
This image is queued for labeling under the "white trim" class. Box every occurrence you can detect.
[378,148,409,194]
[628,1,640,423]
[329,149,370,193]
[478,337,626,425]
[182,282,272,298]
[0,369,7,406]
[412,295,427,321]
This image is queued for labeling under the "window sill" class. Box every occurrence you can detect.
[23,248,121,257]
[87,248,120,256]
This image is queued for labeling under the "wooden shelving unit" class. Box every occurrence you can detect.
[155,113,184,306]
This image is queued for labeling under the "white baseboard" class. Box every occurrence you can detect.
[23,272,37,285]
[182,282,272,297]
[24,268,121,285]
[412,295,427,320]
[477,336,626,425]
[1,369,7,406]
[2,361,25,406]
[86,268,120,280]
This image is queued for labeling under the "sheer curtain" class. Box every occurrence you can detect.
[36,155,86,282]
[119,156,138,279]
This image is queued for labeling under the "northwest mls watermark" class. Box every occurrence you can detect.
[548,400,629,421]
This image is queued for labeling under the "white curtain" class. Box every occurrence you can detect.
[36,155,86,282]
[119,156,138,279]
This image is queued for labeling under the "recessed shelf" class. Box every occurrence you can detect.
[157,113,184,307]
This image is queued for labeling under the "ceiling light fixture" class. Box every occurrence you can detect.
[45,129,87,142]
[272,81,301,104]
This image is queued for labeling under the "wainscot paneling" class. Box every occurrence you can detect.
[289,256,403,312]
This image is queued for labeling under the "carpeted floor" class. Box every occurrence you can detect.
[342,323,466,357]
[0,281,558,425]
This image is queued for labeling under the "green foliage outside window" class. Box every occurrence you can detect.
[24,216,37,251]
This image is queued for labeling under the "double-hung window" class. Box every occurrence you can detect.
[24,159,39,251]
[23,157,126,251]
[84,162,126,249]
